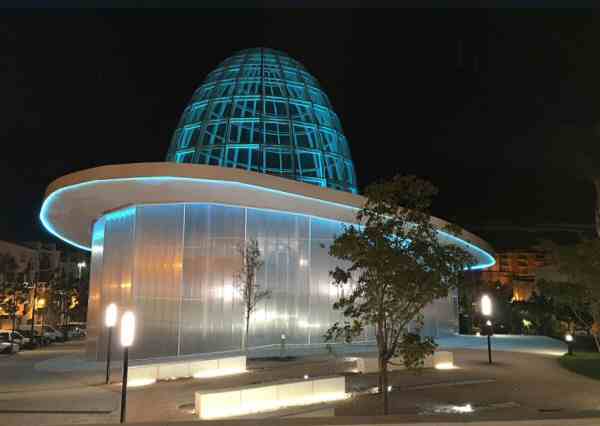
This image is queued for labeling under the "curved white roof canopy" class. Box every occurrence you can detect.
[40,163,495,269]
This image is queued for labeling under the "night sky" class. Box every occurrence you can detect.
[1,8,598,247]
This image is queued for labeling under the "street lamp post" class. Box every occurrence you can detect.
[481,295,493,364]
[120,311,135,424]
[104,303,118,384]
[565,333,574,356]
[77,261,86,279]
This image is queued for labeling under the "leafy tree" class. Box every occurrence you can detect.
[235,239,270,353]
[323,175,474,414]
[0,253,26,340]
[50,267,79,337]
[537,239,600,352]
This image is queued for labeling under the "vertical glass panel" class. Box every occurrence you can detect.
[192,84,214,102]
[235,79,261,96]
[231,97,261,118]
[296,151,323,178]
[309,88,331,108]
[309,218,369,343]
[300,71,319,86]
[286,83,307,100]
[225,146,260,171]
[324,155,340,182]
[293,124,319,149]
[319,129,339,153]
[132,205,184,359]
[206,101,231,120]
[178,128,194,149]
[313,106,334,127]
[264,81,287,98]
[96,208,136,361]
[187,103,208,124]
[229,120,260,144]
[196,148,223,166]
[246,209,310,346]
[240,64,262,78]
[263,65,282,80]
[263,121,291,146]
[264,98,289,118]
[180,204,245,355]
[201,122,227,146]
[245,54,262,65]
[289,101,312,122]
[212,81,236,98]
[220,67,239,80]
[175,150,195,164]
[283,68,302,82]
[264,148,293,175]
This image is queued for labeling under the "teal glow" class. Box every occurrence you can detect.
[104,207,135,222]
[166,48,357,194]
[39,176,496,270]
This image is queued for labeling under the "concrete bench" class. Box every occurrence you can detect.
[194,375,347,419]
[128,355,246,386]
[354,350,454,373]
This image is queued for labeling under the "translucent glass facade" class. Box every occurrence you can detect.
[86,204,458,361]
[165,48,358,194]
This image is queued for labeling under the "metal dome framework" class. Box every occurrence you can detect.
[166,48,358,194]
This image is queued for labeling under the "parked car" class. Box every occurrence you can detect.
[65,323,86,339]
[0,333,19,354]
[19,325,64,343]
[42,325,65,342]
[0,331,35,349]
[18,329,48,347]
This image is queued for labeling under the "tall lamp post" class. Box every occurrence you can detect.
[104,303,118,384]
[77,261,87,279]
[120,311,135,424]
[481,294,493,364]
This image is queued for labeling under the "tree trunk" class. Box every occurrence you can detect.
[379,355,389,415]
[241,309,250,354]
[594,179,600,239]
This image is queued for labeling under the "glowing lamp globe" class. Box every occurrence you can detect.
[105,303,118,328]
[481,295,492,317]
[120,311,136,348]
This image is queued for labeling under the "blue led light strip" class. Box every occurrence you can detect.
[39,175,495,270]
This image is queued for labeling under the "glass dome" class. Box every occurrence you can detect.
[166,47,358,194]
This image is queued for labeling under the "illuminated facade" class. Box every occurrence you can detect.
[166,48,357,194]
[40,48,495,361]
[480,249,551,301]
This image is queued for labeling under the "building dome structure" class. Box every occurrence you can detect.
[166,48,358,194]
[40,48,495,362]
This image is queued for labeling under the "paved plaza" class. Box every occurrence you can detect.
[0,336,599,425]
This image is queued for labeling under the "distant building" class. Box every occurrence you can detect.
[480,248,552,301]
[469,222,594,301]
[0,240,88,329]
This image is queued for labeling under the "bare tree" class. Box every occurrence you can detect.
[235,239,270,353]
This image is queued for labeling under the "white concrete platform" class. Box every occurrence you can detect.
[353,350,454,373]
[128,355,246,386]
[194,375,347,419]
